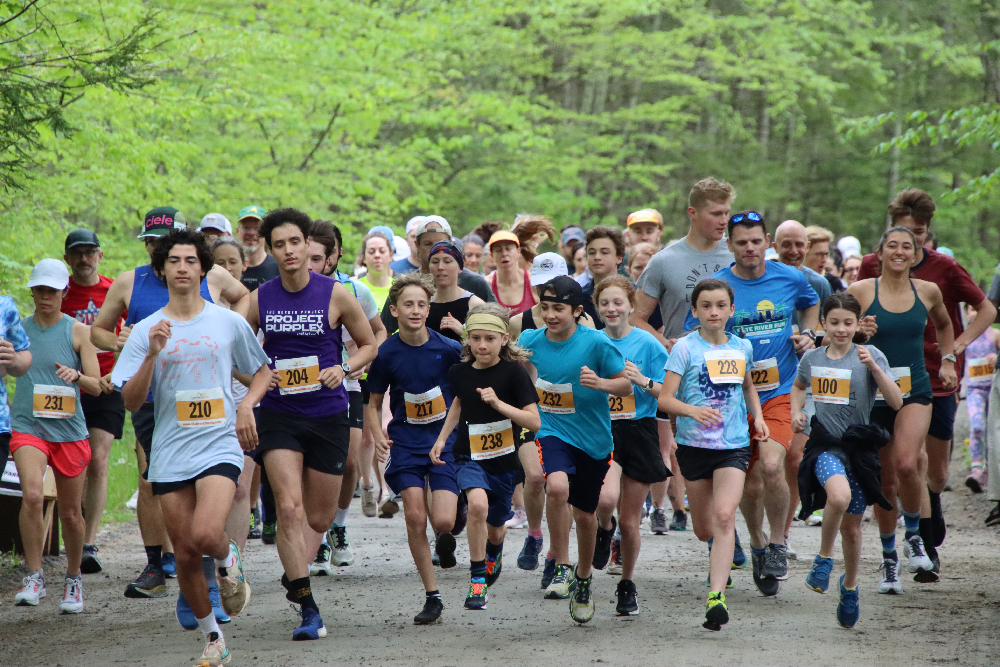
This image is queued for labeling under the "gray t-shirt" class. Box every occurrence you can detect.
[112,302,270,483]
[796,344,895,440]
[636,238,734,339]
[988,262,1000,305]
[798,266,832,319]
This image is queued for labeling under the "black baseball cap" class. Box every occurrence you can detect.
[539,275,585,307]
[64,228,100,250]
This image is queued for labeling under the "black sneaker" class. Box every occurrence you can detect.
[435,532,457,569]
[615,578,639,616]
[985,502,1000,527]
[540,557,556,589]
[751,549,780,597]
[452,493,468,536]
[914,544,941,583]
[414,595,443,625]
[261,521,277,545]
[81,544,102,574]
[592,516,616,570]
[485,550,503,586]
[761,543,788,580]
[669,510,687,531]
[124,563,168,598]
[248,507,262,540]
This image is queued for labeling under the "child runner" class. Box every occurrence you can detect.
[518,276,631,624]
[962,303,1000,493]
[366,272,463,625]
[590,276,669,616]
[430,303,540,610]
[791,292,902,628]
[11,259,102,612]
[658,278,767,631]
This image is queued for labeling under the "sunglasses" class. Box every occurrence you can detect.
[728,211,763,226]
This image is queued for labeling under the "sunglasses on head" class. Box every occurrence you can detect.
[728,211,762,226]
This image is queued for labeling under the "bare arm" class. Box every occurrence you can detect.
[245,290,260,334]
[623,360,661,397]
[71,321,103,396]
[955,297,998,357]
[0,339,31,377]
[925,284,957,390]
[209,265,251,318]
[91,270,133,352]
[581,367,632,397]
[430,396,463,465]
[366,393,391,462]
[235,364,272,450]
[335,284,378,377]
[741,368,769,441]
[630,289,670,349]
[509,312,524,340]
[790,378,808,432]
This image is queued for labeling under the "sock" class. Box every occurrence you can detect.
[880,532,896,556]
[470,560,487,579]
[613,522,621,540]
[333,508,349,527]
[145,545,162,569]
[929,489,942,518]
[426,589,441,599]
[215,548,235,571]
[528,528,543,540]
[546,549,555,560]
[486,539,503,559]
[66,572,81,582]
[196,612,221,639]
[514,504,525,513]
[751,547,766,556]
[202,556,218,585]
[707,537,714,552]
[902,510,921,539]
[286,576,318,611]
[321,532,329,546]
[919,518,934,545]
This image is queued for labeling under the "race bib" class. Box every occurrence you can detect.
[469,419,516,460]
[32,384,76,419]
[404,386,447,424]
[968,357,995,380]
[876,367,911,401]
[608,390,637,420]
[276,356,321,395]
[535,379,575,414]
[811,368,851,405]
[750,358,780,392]
[176,387,226,428]
[704,349,746,385]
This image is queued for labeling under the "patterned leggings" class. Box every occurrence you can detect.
[967,385,990,467]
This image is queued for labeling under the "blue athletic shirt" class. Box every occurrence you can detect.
[519,325,626,459]
[665,331,754,450]
[0,296,30,434]
[366,328,463,455]
[683,261,817,403]
[604,327,668,420]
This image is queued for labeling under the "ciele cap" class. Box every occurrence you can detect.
[139,207,186,239]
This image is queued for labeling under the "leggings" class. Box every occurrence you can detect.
[967,385,990,467]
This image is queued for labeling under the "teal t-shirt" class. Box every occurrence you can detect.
[519,325,626,458]
[604,327,668,420]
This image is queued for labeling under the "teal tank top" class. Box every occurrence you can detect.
[866,279,931,400]
[11,314,88,441]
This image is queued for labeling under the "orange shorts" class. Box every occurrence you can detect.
[10,431,91,478]
[747,394,793,470]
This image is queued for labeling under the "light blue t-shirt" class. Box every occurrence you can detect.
[684,261,817,403]
[0,296,30,435]
[604,327,668,420]
[519,325,626,459]
[665,331,754,450]
[111,302,270,483]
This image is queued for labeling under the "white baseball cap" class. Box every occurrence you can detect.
[405,216,427,235]
[416,215,453,238]
[198,213,232,235]
[27,258,70,290]
[837,236,861,259]
[530,252,569,286]
[393,235,411,261]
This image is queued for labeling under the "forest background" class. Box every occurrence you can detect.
[4,0,1000,308]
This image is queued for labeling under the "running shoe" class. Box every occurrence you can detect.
[913,543,940,583]
[902,534,933,574]
[435,531,457,569]
[518,535,543,570]
[806,509,823,526]
[704,573,733,588]
[784,536,797,560]
[217,540,250,616]
[669,510,687,531]
[124,563,168,598]
[485,550,503,586]
[452,493,468,536]
[162,552,177,578]
[81,544,102,574]
[836,575,860,628]
[292,605,328,640]
[761,543,789,580]
[877,553,903,595]
[248,507,262,540]
[310,543,334,576]
[608,539,622,576]
[504,508,528,529]
[194,632,231,666]
[569,572,594,623]
[464,578,488,610]
[703,591,729,631]
[379,494,400,519]
[650,508,668,535]
[640,501,650,524]
[329,526,355,566]
[540,557,556,589]
[615,578,638,615]
[414,595,443,625]
[15,571,45,606]
[361,485,378,518]
[985,502,1000,527]
[966,468,986,494]
[544,564,576,600]
[751,550,780,597]
[176,587,231,629]
[732,531,748,569]
[593,516,616,570]
[261,521,277,545]
[805,555,833,593]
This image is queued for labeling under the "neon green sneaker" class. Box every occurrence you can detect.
[703,591,729,631]
[544,564,576,599]
[569,572,594,624]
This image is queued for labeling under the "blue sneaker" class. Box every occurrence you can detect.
[161,552,177,578]
[209,585,231,624]
[806,555,834,594]
[292,605,328,641]
[836,574,860,628]
[732,531,747,569]
[518,535,543,571]
[175,591,197,630]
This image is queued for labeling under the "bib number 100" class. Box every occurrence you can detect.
[815,377,839,395]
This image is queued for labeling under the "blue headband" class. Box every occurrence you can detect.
[428,240,464,270]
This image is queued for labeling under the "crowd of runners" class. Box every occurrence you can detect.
[2,179,1000,665]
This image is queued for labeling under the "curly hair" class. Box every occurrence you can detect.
[511,214,557,264]
[260,207,312,249]
[151,229,214,280]
[460,303,531,363]
[689,177,736,211]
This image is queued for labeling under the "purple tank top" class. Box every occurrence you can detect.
[259,273,348,418]
[965,328,998,388]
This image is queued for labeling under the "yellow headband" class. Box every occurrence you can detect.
[464,313,508,335]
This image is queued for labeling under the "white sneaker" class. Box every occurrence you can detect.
[903,535,934,573]
[505,508,528,529]
[806,510,823,527]
[125,488,139,510]
[329,526,355,566]
[361,485,378,518]
[14,571,45,606]
[59,576,83,614]
[195,633,231,666]
[878,556,903,595]
[784,536,797,560]
[310,543,334,576]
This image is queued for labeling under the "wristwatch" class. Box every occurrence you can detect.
[799,329,815,340]
[644,378,655,391]
[341,361,352,374]
[941,353,957,363]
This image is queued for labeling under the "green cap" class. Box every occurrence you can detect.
[238,205,266,222]
[138,206,186,239]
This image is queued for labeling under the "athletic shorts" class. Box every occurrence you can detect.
[0,431,10,463]
[384,447,459,495]
[455,459,517,527]
[612,417,671,485]
[869,395,932,436]
[359,379,370,405]
[814,452,866,515]
[254,408,350,476]
[151,462,241,496]
[928,393,960,441]
[514,432,537,486]
[10,431,91,478]
[347,390,363,430]
[131,403,156,473]
[675,444,751,482]
[748,394,793,471]
[81,390,126,439]
[536,436,611,514]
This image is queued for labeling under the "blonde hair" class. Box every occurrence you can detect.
[388,272,435,305]
[627,242,658,272]
[460,303,531,363]
[593,275,636,308]
[688,177,735,211]
[804,225,833,245]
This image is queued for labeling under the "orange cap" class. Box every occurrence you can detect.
[488,230,520,251]
[626,208,663,227]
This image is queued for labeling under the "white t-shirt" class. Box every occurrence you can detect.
[341,277,379,392]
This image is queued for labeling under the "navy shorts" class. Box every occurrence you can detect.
[151,462,241,496]
[456,459,517,527]
[384,447,459,495]
[814,452,866,515]
[928,394,959,441]
[537,436,611,514]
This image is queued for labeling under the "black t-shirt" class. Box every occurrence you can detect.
[241,254,280,292]
[427,293,472,343]
[448,358,538,474]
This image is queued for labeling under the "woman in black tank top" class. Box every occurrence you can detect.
[427,241,485,342]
